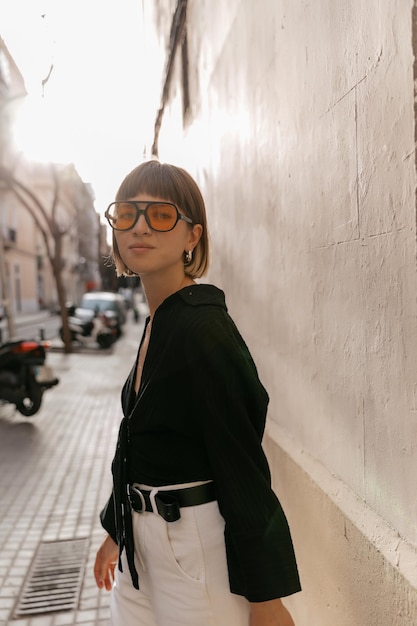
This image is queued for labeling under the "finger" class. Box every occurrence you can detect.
[94,552,108,590]
[104,564,116,591]
[102,559,117,591]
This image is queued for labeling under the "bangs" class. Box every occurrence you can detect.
[116,161,185,208]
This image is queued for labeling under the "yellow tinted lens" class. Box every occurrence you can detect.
[147,203,177,230]
[111,203,136,230]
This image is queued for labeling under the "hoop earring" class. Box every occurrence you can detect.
[185,250,193,264]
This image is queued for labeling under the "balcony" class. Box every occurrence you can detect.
[1,227,17,249]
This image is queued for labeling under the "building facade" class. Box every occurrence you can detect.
[142,1,417,624]
[0,36,102,332]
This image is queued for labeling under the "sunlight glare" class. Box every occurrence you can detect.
[1,0,151,213]
[13,94,76,164]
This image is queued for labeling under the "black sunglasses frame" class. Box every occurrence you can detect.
[105,201,194,232]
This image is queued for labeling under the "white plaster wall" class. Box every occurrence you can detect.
[152,0,417,621]
[264,422,417,625]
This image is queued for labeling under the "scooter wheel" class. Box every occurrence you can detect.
[97,334,113,349]
[16,378,43,417]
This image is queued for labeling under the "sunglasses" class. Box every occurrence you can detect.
[105,201,194,232]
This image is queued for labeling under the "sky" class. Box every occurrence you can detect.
[0,0,158,218]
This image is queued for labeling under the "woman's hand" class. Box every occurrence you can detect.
[250,598,295,626]
[94,534,119,591]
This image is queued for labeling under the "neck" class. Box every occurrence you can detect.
[140,270,194,319]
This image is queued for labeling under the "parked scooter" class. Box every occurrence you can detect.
[59,306,117,349]
[59,306,94,343]
[91,312,118,349]
[0,339,59,416]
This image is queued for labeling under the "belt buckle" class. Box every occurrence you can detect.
[129,485,146,513]
[128,485,181,522]
[154,492,181,522]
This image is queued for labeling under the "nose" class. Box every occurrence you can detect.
[132,210,150,235]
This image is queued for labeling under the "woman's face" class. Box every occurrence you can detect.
[114,194,202,278]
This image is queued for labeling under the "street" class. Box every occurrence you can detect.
[0,313,61,345]
[16,315,61,342]
[0,313,143,626]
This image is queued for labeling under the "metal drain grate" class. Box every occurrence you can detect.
[14,538,89,617]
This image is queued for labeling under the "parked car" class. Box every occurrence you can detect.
[76,292,127,338]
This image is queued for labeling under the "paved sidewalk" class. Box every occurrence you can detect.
[13,311,54,328]
[0,314,144,626]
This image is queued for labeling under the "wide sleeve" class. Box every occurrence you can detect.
[99,492,117,543]
[99,360,137,545]
[187,309,301,601]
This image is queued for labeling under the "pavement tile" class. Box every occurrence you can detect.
[0,314,142,625]
[53,614,75,626]
[29,616,54,626]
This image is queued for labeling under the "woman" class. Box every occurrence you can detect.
[94,160,301,626]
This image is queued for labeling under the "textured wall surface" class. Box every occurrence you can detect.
[264,422,417,625]
[150,0,417,621]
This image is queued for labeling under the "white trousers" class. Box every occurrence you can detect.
[110,482,250,626]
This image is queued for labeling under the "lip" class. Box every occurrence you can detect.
[128,243,155,250]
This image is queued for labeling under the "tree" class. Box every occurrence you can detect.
[0,161,80,353]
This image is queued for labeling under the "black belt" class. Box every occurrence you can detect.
[127,482,216,523]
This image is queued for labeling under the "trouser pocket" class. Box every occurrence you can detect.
[165,505,206,582]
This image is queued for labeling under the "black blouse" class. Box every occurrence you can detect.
[100,284,301,602]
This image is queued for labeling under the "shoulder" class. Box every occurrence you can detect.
[178,284,235,336]
[176,283,227,310]
[158,283,230,329]
[176,286,253,362]
[155,284,248,356]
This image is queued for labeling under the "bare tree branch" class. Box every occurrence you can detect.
[8,184,53,263]
[0,165,50,233]
[50,163,60,228]
[0,163,75,353]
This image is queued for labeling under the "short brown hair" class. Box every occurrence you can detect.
[111,160,210,278]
